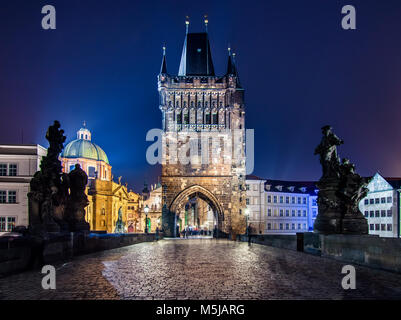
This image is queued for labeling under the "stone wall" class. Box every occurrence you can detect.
[241,232,401,274]
[238,234,297,251]
[0,232,161,277]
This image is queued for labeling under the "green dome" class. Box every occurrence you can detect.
[61,139,109,164]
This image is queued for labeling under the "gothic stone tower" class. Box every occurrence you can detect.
[158,24,246,238]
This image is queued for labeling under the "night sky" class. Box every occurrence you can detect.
[1,0,401,191]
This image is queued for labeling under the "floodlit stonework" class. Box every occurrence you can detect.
[158,30,246,237]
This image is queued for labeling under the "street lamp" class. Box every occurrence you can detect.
[144,204,149,234]
[244,207,250,236]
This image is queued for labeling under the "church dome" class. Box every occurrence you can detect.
[61,126,109,164]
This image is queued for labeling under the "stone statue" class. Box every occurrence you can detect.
[314,126,368,234]
[114,207,125,233]
[28,121,68,234]
[66,164,90,232]
[314,125,344,179]
[28,121,90,236]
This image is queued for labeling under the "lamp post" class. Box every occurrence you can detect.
[144,204,149,234]
[244,207,250,236]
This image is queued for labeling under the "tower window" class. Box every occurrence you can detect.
[177,112,182,124]
[212,113,218,124]
[205,112,211,124]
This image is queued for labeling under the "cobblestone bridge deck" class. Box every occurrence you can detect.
[1,239,401,300]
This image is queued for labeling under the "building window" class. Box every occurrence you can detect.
[279,209,283,217]
[267,195,271,203]
[0,164,6,176]
[387,196,392,203]
[246,184,250,190]
[381,224,386,231]
[364,199,369,205]
[297,223,301,229]
[267,209,271,216]
[375,210,380,217]
[387,224,392,231]
[267,223,271,230]
[0,191,6,203]
[312,210,317,217]
[279,223,283,230]
[8,164,17,176]
[303,210,306,217]
[364,211,368,217]
[297,197,301,204]
[369,211,374,218]
[375,198,380,204]
[246,198,250,205]
[177,112,182,124]
[381,210,386,217]
[285,197,289,204]
[279,196,283,203]
[101,208,105,215]
[291,197,295,204]
[285,223,289,230]
[8,191,16,203]
[291,223,295,230]
[369,199,374,204]
[387,210,392,217]
[285,210,289,217]
[312,198,317,206]
[303,197,307,205]
[212,113,218,124]
[297,210,301,217]
[375,224,380,231]
[273,196,277,203]
[369,224,374,231]
[381,197,386,204]
[0,217,6,231]
[7,217,15,231]
[292,210,295,217]
[88,166,96,178]
[184,111,189,124]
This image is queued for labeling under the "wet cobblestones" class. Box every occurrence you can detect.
[1,239,401,300]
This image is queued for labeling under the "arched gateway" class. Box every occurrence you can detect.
[158,25,247,238]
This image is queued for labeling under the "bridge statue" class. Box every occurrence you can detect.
[28,121,90,236]
[314,125,368,234]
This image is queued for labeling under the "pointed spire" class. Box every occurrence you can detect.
[160,44,167,74]
[226,46,236,75]
[232,52,242,87]
[185,16,190,34]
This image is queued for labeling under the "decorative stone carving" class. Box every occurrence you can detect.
[314,125,368,234]
[28,121,90,236]
[66,164,90,232]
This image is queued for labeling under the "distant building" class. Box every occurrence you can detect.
[142,183,162,233]
[60,124,141,233]
[358,173,400,238]
[0,144,46,235]
[246,175,318,234]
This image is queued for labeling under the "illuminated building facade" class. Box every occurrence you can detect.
[358,173,400,238]
[0,144,46,235]
[60,124,141,233]
[246,175,318,234]
[158,20,247,237]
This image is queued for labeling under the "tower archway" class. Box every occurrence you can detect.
[169,185,224,237]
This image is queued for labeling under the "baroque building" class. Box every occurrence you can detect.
[60,124,141,233]
[158,20,246,237]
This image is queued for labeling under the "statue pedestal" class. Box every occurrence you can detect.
[71,221,90,232]
[314,178,343,234]
[342,213,368,234]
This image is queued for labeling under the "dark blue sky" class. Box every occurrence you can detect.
[1,0,401,192]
